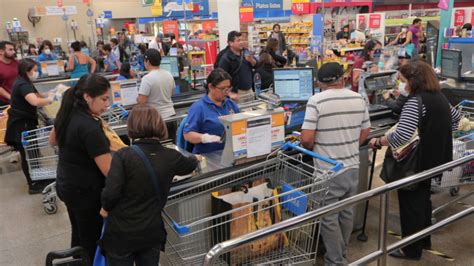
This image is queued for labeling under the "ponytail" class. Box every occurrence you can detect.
[54,74,110,147]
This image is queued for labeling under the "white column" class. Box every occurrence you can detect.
[217,0,240,50]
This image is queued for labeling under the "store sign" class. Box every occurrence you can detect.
[240,7,254,23]
[472,10,474,25]
[454,10,465,27]
[242,0,282,10]
[358,14,366,26]
[33,6,77,16]
[151,0,163,16]
[369,14,381,29]
[162,0,209,16]
[163,20,179,39]
[291,0,310,15]
[103,11,113,19]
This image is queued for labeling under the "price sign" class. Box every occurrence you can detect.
[291,3,310,15]
[454,10,465,27]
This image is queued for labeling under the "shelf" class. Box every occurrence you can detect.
[289,43,310,45]
[284,32,311,34]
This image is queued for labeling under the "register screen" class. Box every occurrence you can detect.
[161,56,180,78]
[274,68,314,102]
[441,49,461,80]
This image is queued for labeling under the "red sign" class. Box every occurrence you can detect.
[369,14,381,29]
[163,20,179,40]
[291,3,310,15]
[82,0,89,4]
[454,10,465,27]
[202,21,216,32]
[57,0,63,7]
[240,7,254,23]
[358,15,366,26]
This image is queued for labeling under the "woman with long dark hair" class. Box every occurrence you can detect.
[261,38,287,68]
[49,74,112,260]
[369,60,461,260]
[5,59,54,194]
[351,39,382,92]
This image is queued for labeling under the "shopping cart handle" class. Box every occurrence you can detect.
[282,142,344,172]
[459,100,474,106]
[110,103,129,117]
[173,221,190,235]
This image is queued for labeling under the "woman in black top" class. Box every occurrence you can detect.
[5,59,54,194]
[255,53,275,90]
[370,61,461,260]
[270,24,287,55]
[100,104,198,265]
[49,74,112,261]
[262,38,287,68]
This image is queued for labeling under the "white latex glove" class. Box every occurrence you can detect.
[201,133,221,144]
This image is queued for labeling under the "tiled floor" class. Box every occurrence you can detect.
[1,150,473,265]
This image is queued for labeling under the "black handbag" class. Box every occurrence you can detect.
[380,95,423,191]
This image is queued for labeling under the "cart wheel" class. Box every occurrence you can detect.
[44,203,57,215]
[450,187,460,196]
[48,196,57,204]
[431,217,437,224]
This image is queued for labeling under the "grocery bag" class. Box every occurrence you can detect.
[211,179,288,264]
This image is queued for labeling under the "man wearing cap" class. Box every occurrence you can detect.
[137,49,177,140]
[301,62,370,265]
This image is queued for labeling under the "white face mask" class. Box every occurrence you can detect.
[29,71,39,81]
[399,82,409,96]
[401,28,407,33]
[44,49,51,55]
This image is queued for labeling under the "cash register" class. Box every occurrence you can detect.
[358,70,398,127]
[440,49,474,105]
[273,67,315,133]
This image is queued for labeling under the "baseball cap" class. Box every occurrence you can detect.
[317,62,344,83]
[144,48,162,66]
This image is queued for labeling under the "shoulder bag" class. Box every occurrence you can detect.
[380,95,423,191]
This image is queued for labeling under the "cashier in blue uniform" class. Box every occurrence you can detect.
[184,68,240,154]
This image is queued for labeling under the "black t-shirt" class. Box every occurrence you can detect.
[56,110,110,209]
[336,31,350,40]
[10,77,38,119]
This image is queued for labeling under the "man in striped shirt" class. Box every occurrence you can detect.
[301,62,370,265]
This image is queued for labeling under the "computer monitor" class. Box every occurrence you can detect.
[273,68,314,102]
[161,56,180,78]
[441,49,462,81]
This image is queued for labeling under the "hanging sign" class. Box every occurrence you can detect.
[369,14,381,29]
[291,0,310,15]
[240,7,254,23]
[163,20,179,39]
[34,6,78,16]
[454,10,465,27]
[151,0,163,16]
[242,0,283,10]
[472,10,474,25]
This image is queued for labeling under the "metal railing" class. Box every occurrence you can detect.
[203,154,474,265]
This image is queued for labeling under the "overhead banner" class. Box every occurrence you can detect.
[162,0,209,17]
[32,6,78,16]
[163,20,179,39]
[151,0,163,17]
[291,0,310,15]
[241,0,283,10]
[240,7,254,23]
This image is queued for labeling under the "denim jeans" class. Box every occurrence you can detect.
[106,247,160,266]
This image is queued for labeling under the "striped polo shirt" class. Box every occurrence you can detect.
[302,88,370,169]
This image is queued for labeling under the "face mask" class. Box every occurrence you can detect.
[399,82,409,96]
[29,71,39,81]
[401,28,407,33]
[44,49,51,55]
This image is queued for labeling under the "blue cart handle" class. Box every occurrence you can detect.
[459,100,474,107]
[282,142,344,172]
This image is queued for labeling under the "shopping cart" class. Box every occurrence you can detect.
[163,142,343,265]
[21,104,129,215]
[21,125,58,214]
[432,100,474,221]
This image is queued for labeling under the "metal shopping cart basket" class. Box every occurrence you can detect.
[432,100,474,221]
[163,142,343,265]
[101,103,129,126]
[21,125,58,214]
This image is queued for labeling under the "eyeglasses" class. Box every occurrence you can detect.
[215,86,232,92]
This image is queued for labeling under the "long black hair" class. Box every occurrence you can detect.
[54,74,110,147]
[18,59,37,84]
[205,68,232,92]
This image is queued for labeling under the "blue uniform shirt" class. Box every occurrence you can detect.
[184,94,240,154]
